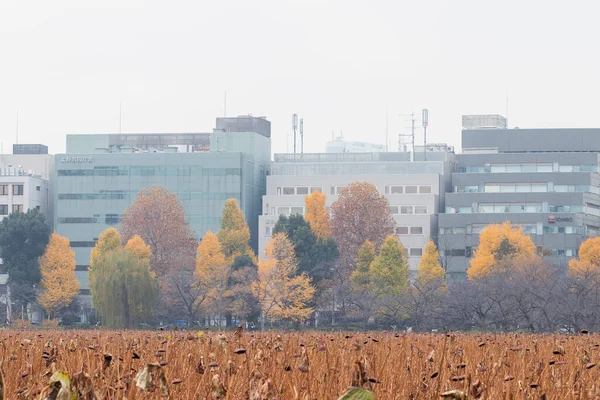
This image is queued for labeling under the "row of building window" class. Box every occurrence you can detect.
[277,186,323,195]
[385,185,432,194]
[0,204,24,215]
[58,192,241,201]
[457,183,600,194]
[58,214,120,224]
[396,226,423,235]
[446,203,588,214]
[0,184,23,196]
[443,247,578,258]
[390,205,428,215]
[57,167,242,177]
[459,163,600,174]
[440,225,583,235]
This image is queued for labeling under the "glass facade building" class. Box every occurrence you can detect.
[55,117,270,296]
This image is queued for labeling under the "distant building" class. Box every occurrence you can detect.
[439,115,600,280]
[326,137,386,153]
[259,149,457,272]
[13,144,48,155]
[54,116,271,300]
[0,147,54,226]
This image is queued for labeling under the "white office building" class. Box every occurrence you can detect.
[326,137,387,153]
[258,150,457,272]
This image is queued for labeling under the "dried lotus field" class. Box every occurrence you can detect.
[1,330,600,399]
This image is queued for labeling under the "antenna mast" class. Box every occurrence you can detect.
[299,118,304,154]
[422,108,429,161]
[399,112,417,159]
[292,114,298,154]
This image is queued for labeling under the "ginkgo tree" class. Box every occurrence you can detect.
[569,236,600,277]
[195,231,229,327]
[218,198,255,263]
[252,233,315,330]
[38,233,80,318]
[468,222,537,279]
[416,241,445,286]
[304,190,331,240]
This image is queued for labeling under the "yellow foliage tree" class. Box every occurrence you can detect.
[252,233,315,330]
[195,232,229,326]
[467,222,537,280]
[569,237,600,277]
[304,191,331,239]
[217,198,255,262]
[416,241,445,285]
[38,233,80,318]
[89,227,122,311]
[125,234,152,264]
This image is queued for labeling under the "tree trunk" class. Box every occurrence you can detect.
[122,283,130,328]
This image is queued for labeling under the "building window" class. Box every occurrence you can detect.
[277,207,290,215]
[296,187,309,195]
[335,186,346,194]
[282,187,295,195]
[58,217,97,223]
[405,186,418,194]
[36,186,41,191]
[310,186,322,193]
[390,206,399,215]
[70,241,97,248]
[465,246,472,257]
[291,207,304,215]
[36,205,40,210]
[390,186,403,194]
[13,185,23,195]
[409,248,423,257]
[277,187,282,195]
[400,206,413,214]
[0,185,8,195]
[105,214,120,225]
[396,226,409,235]
[265,227,272,237]
[410,226,423,235]
[414,205,427,214]
[0,205,7,215]
[12,204,23,213]
[419,186,432,194]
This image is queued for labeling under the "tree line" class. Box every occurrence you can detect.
[4,182,600,331]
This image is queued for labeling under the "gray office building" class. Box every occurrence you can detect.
[439,117,600,280]
[54,116,270,296]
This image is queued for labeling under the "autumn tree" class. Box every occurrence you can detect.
[0,209,51,312]
[252,233,315,330]
[227,255,260,323]
[89,228,122,312]
[120,186,197,277]
[217,198,254,262]
[349,240,379,326]
[467,222,537,280]
[90,237,158,328]
[195,232,230,327]
[416,241,445,285]
[305,191,330,239]
[568,237,600,277]
[37,233,80,318]
[124,234,152,264]
[330,182,395,276]
[370,235,410,297]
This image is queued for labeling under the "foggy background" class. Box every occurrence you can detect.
[1,0,599,154]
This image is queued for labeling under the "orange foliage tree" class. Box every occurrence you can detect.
[252,233,315,330]
[416,241,445,286]
[569,237,600,277]
[38,233,80,318]
[305,191,331,240]
[217,198,255,263]
[331,182,395,275]
[467,222,537,280]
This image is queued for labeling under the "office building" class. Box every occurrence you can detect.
[439,116,600,280]
[0,146,54,225]
[55,116,270,296]
[258,149,457,271]
[326,137,387,153]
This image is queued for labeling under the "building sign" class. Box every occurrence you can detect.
[61,157,94,163]
[548,215,573,223]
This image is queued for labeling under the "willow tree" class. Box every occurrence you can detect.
[89,228,122,313]
[90,238,158,328]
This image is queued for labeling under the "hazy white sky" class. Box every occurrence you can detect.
[1,0,599,155]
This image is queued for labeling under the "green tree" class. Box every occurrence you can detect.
[90,242,158,329]
[273,214,338,283]
[349,240,380,326]
[38,233,80,318]
[416,241,445,286]
[370,236,410,296]
[0,209,51,314]
[89,228,122,312]
[351,241,376,287]
[217,198,254,262]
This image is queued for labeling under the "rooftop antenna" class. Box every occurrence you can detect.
[399,112,417,159]
[299,118,304,154]
[16,109,19,144]
[385,110,389,152]
[422,108,429,161]
[292,114,298,154]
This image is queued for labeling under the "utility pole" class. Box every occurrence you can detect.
[292,114,298,154]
